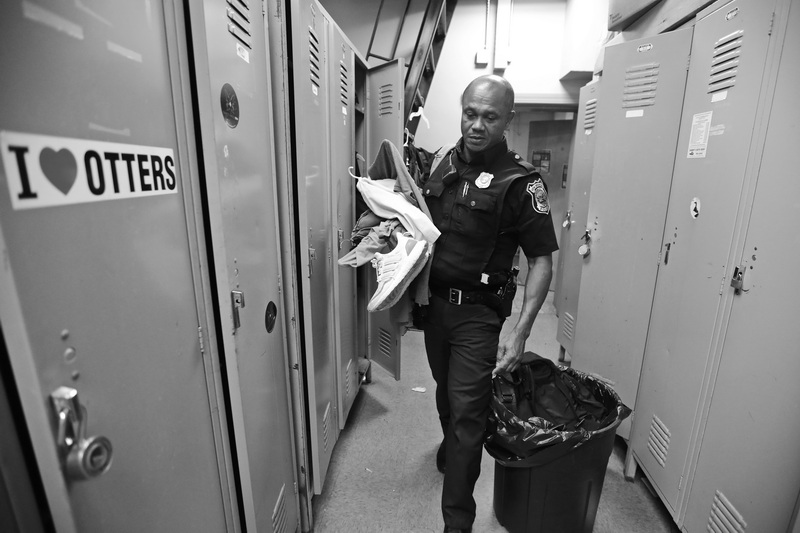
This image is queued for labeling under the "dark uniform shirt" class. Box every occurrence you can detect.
[426,138,559,289]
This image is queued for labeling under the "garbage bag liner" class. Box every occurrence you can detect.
[485,352,632,468]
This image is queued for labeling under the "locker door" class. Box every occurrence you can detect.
[570,28,693,440]
[364,58,404,380]
[0,2,231,531]
[682,1,799,530]
[290,0,338,494]
[631,0,779,517]
[327,25,360,429]
[555,80,601,359]
[188,2,299,531]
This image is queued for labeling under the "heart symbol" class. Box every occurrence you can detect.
[39,147,78,195]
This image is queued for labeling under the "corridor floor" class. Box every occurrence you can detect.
[311,291,680,532]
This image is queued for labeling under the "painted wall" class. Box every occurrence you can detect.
[415,0,584,151]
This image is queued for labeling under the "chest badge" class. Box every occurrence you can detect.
[527,178,550,214]
[475,172,494,189]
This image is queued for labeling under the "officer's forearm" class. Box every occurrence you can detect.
[512,254,553,341]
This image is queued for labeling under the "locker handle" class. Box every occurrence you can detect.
[730,266,748,294]
[578,229,591,258]
[562,210,573,229]
[231,290,246,330]
[50,386,113,481]
[308,246,316,277]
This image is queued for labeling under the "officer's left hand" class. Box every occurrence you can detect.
[493,330,526,377]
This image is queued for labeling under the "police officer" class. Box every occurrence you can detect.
[420,75,558,532]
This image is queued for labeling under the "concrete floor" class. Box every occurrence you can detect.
[311,291,680,532]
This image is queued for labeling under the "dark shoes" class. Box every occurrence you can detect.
[443,527,472,533]
[436,438,446,473]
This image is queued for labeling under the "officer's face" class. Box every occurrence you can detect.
[460,82,514,159]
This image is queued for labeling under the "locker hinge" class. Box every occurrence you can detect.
[768,11,775,35]
[678,475,684,491]
[197,326,205,355]
[294,482,298,494]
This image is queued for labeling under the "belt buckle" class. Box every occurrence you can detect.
[448,288,462,305]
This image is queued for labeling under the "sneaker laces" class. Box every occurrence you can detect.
[371,251,402,283]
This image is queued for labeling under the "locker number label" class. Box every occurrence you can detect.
[1,131,177,210]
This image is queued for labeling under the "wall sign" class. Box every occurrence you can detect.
[1,131,177,210]
[531,149,551,174]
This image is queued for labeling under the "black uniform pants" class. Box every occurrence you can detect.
[423,293,503,529]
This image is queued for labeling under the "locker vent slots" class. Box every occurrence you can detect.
[322,403,331,451]
[622,63,659,108]
[272,484,288,533]
[707,490,747,532]
[378,84,395,117]
[339,62,349,106]
[562,311,576,340]
[583,99,597,130]
[647,414,671,467]
[309,28,321,90]
[345,359,353,400]
[708,29,744,94]
[226,0,252,49]
[379,328,393,358]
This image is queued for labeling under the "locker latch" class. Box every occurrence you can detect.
[730,266,746,294]
[338,229,345,250]
[578,229,591,258]
[231,290,246,329]
[50,386,113,481]
[562,210,573,229]
[308,246,316,277]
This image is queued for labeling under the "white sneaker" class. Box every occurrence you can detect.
[368,233,430,312]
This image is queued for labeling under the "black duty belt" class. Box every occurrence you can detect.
[429,284,502,307]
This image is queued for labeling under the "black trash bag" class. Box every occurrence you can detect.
[485,352,631,468]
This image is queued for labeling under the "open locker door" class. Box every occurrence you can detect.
[364,59,405,380]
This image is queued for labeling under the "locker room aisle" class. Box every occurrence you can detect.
[311,290,680,532]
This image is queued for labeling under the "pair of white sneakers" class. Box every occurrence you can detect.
[367,232,430,312]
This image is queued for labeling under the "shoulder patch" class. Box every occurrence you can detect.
[526,178,550,214]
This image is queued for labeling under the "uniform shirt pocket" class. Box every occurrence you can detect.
[454,190,498,235]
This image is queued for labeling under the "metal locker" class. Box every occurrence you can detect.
[290,0,339,495]
[0,1,232,530]
[187,1,299,531]
[326,22,360,429]
[680,0,800,530]
[363,59,405,380]
[569,28,693,440]
[630,0,783,520]
[555,80,601,360]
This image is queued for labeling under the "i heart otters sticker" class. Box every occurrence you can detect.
[39,147,78,195]
[1,131,178,210]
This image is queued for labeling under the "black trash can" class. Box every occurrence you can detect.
[485,353,631,533]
